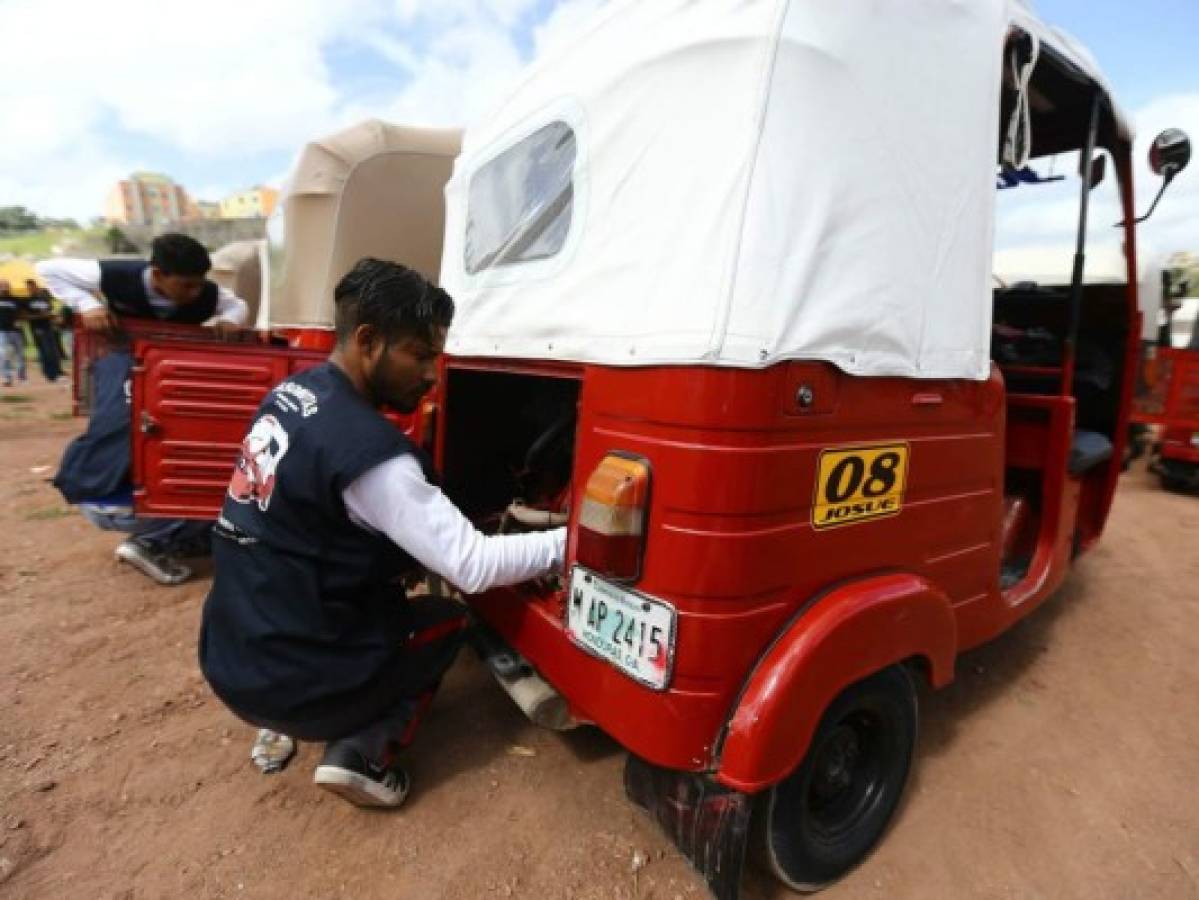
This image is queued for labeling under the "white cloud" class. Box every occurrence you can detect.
[1,0,608,222]
[11,0,1191,263]
[0,139,137,226]
[392,0,539,29]
[376,22,528,127]
[1,0,380,221]
[341,1,607,133]
[1,0,383,163]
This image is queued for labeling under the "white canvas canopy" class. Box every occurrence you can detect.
[209,239,265,328]
[270,120,461,328]
[442,0,1128,380]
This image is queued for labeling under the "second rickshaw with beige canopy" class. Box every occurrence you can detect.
[129,119,460,517]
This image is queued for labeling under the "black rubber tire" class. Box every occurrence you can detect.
[1161,473,1194,494]
[760,665,918,893]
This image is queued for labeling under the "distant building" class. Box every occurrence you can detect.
[196,201,223,219]
[105,172,195,226]
[220,186,279,220]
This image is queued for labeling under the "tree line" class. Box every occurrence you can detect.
[0,206,80,234]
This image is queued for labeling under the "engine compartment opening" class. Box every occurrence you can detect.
[441,367,581,536]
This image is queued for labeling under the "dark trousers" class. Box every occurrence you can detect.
[228,597,469,764]
[31,323,62,382]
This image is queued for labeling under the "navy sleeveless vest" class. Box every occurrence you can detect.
[199,362,426,720]
[98,259,218,323]
[0,296,18,332]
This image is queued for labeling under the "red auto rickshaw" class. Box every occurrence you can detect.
[1134,347,1199,491]
[429,2,1189,896]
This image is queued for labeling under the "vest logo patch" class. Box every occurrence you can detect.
[273,381,319,417]
[229,414,291,512]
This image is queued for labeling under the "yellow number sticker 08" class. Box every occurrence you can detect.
[811,443,910,530]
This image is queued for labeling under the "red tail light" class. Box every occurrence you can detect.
[576,453,651,582]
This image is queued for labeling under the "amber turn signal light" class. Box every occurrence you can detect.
[576,453,651,582]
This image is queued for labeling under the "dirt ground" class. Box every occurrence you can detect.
[1,375,1197,900]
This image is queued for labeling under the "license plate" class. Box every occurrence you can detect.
[566,567,676,691]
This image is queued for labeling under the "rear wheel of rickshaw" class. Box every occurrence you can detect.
[1157,459,1199,493]
[1161,473,1197,493]
[759,665,917,892]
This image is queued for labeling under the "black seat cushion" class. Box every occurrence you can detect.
[1069,430,1113,476]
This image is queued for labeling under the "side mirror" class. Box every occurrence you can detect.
[1120,128,1191,225]
[1149,128,1191,181]
[1084,153,1107,190]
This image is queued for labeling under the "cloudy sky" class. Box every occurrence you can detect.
[2,0,1197,255]
[1,0,604,219]
[998,0,1199,260]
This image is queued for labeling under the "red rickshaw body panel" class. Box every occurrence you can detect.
[72,320,232,417]
[716,572,957,793]
[1161,430,1199,465]
[452,358,1008,773]
[1131,349,1199,429]
[1134,347,1199,462]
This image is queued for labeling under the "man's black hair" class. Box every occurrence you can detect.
[150,233,211,277]
[333,258,454,346]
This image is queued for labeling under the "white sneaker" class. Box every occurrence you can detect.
[250,729,297,774]
[114,540,191,585]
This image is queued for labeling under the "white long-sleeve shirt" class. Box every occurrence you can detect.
[343,454,566,594]
[35,258,248,325]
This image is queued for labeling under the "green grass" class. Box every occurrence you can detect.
[1,394,33,403]
[48,410,74,420]
[0,226,109,258]
[0,230,62,256]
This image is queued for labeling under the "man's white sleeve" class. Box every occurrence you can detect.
[343,455,566,594]
[211,286,249,325]
[35,259,103,313]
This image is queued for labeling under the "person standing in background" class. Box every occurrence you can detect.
[0,280,26,386]
[22,279,63,382]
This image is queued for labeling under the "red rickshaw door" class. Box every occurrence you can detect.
[130,337,325,520]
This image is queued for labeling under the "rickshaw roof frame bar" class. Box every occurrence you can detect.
[1062,89,1103,397]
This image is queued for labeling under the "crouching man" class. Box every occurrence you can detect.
[199,258,564,808]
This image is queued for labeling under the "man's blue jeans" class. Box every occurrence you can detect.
[79,500,211,553]
[1,330,25,382]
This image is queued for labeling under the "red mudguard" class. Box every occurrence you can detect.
[716,573,956,793]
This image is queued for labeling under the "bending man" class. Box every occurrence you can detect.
[38,233,249,584]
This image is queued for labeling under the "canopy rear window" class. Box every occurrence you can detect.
[465,121,576,275]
